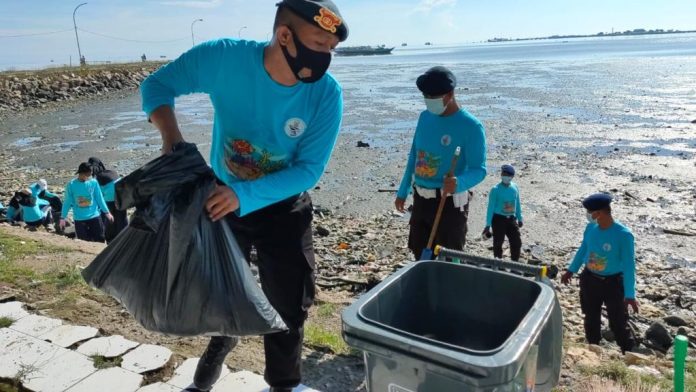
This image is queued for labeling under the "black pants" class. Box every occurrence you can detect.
[25,210,53,229]
[492,214,522,261]
[194,193,315,390]
[103,201,129,243]
[408,189,469,260]
[74,216,105,243]
[579,270,635,352]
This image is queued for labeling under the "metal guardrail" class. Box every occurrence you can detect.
[434,246,548,281]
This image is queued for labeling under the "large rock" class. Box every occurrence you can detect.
[624,351,651,366]
[565,346,601,368]
[645,322,673,351]
[664,315,690,327]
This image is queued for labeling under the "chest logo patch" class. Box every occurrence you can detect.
[284,118,306,138]
[603,243,612,252]
[441,134,452,146]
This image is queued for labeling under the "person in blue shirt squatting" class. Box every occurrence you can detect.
[483,165,523,261]
[6,189,53,231]
[30,179,64,232]
[88,157,128,243]
[561,193,639,353]
[395,66,487,260]
[59,162,114,243]
[139,1,347,391]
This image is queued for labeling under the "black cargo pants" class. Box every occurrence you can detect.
[194,193,315,390]
[408,189,469,260]
[579,270,635,353]
[491,213,522,261]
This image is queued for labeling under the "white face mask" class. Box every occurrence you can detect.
[586,212,598,224]
[425,97,448,115]
[501,176,513,185]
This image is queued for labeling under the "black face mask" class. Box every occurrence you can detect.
[280,27,332,83]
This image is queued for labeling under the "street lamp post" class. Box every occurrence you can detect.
[238,26,247,39]
[191,18,203,46]
[73,2,88,66]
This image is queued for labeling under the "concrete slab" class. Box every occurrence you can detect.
[167,358,230,389]
[22,350,96,392]
[212,371,320,392]
[136,382,182,392]
[39,325,99,348]
[0,301,30,321]
[10,314,62,338]
[66,367,143,392]
[0,328,69,379]
[76,335,140,358]
[121,344,173,374]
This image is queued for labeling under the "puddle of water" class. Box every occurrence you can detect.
[117,142,153,151]
[11,136,42,147]
[60,124,80,131]
[122,135,149,142]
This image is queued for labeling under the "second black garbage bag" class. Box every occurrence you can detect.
[82,143,287,337]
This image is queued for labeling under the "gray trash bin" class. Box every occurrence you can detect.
[342,250,562,392]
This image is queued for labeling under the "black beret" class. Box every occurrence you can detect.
[416,66,457,96]
[501,165,515,176]
[582,193,613,211]
[277,0,348,42]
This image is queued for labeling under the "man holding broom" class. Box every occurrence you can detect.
[395,66,487,260]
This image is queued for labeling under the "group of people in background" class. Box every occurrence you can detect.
[2,157,128,244]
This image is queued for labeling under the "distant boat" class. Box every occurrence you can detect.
[425,42,432,46]
[334,45,395,56]
[401,43,408,47]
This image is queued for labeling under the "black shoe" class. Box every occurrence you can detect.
[183,387,208,392]
[193,337,239,390]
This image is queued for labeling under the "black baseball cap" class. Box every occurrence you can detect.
[277,0,349,42]
[76,162,92,174]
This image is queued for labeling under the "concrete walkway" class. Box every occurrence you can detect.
[0,301,319,392]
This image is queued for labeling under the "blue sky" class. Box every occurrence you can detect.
[1,0,695,69]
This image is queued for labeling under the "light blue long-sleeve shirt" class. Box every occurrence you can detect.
[140,39,343,216]
[485,182,523,226]
[7,198,49,224]
[100,180,117,203]
[62,178,110,221]
[397,109,487,200]
[568,221,637,299]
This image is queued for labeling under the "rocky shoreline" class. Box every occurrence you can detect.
[0,63,161,112]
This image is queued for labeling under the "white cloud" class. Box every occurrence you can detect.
[158,0,222,8]
[415,0,457,13]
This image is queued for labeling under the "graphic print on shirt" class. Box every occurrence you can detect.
[77,196,93,208]
[503,201,516,214]
[224,139,288,181]
[284,118,306,138]
[587,252,608,272]
[415,150,441,178]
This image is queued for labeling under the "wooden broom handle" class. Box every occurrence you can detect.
[426,147,461,250]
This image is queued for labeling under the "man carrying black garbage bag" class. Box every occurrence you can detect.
[394,66,487,260]
[561,193,638,353]
[140,1,348,390]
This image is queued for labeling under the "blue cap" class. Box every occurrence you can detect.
[501,164,515,176]
[582,193,613,211]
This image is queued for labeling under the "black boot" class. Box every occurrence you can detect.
[192,336,239,391]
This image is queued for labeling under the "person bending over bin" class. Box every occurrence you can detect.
[30,179,63,232]
[60,162,113,242]
[395,66,487,260]
[139,1,348,390]
[88,157,128,243]
[483,164,523,261]
[6,189,52,231]
[561,193,638,353]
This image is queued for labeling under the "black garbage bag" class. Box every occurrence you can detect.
[82,143,287,337]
